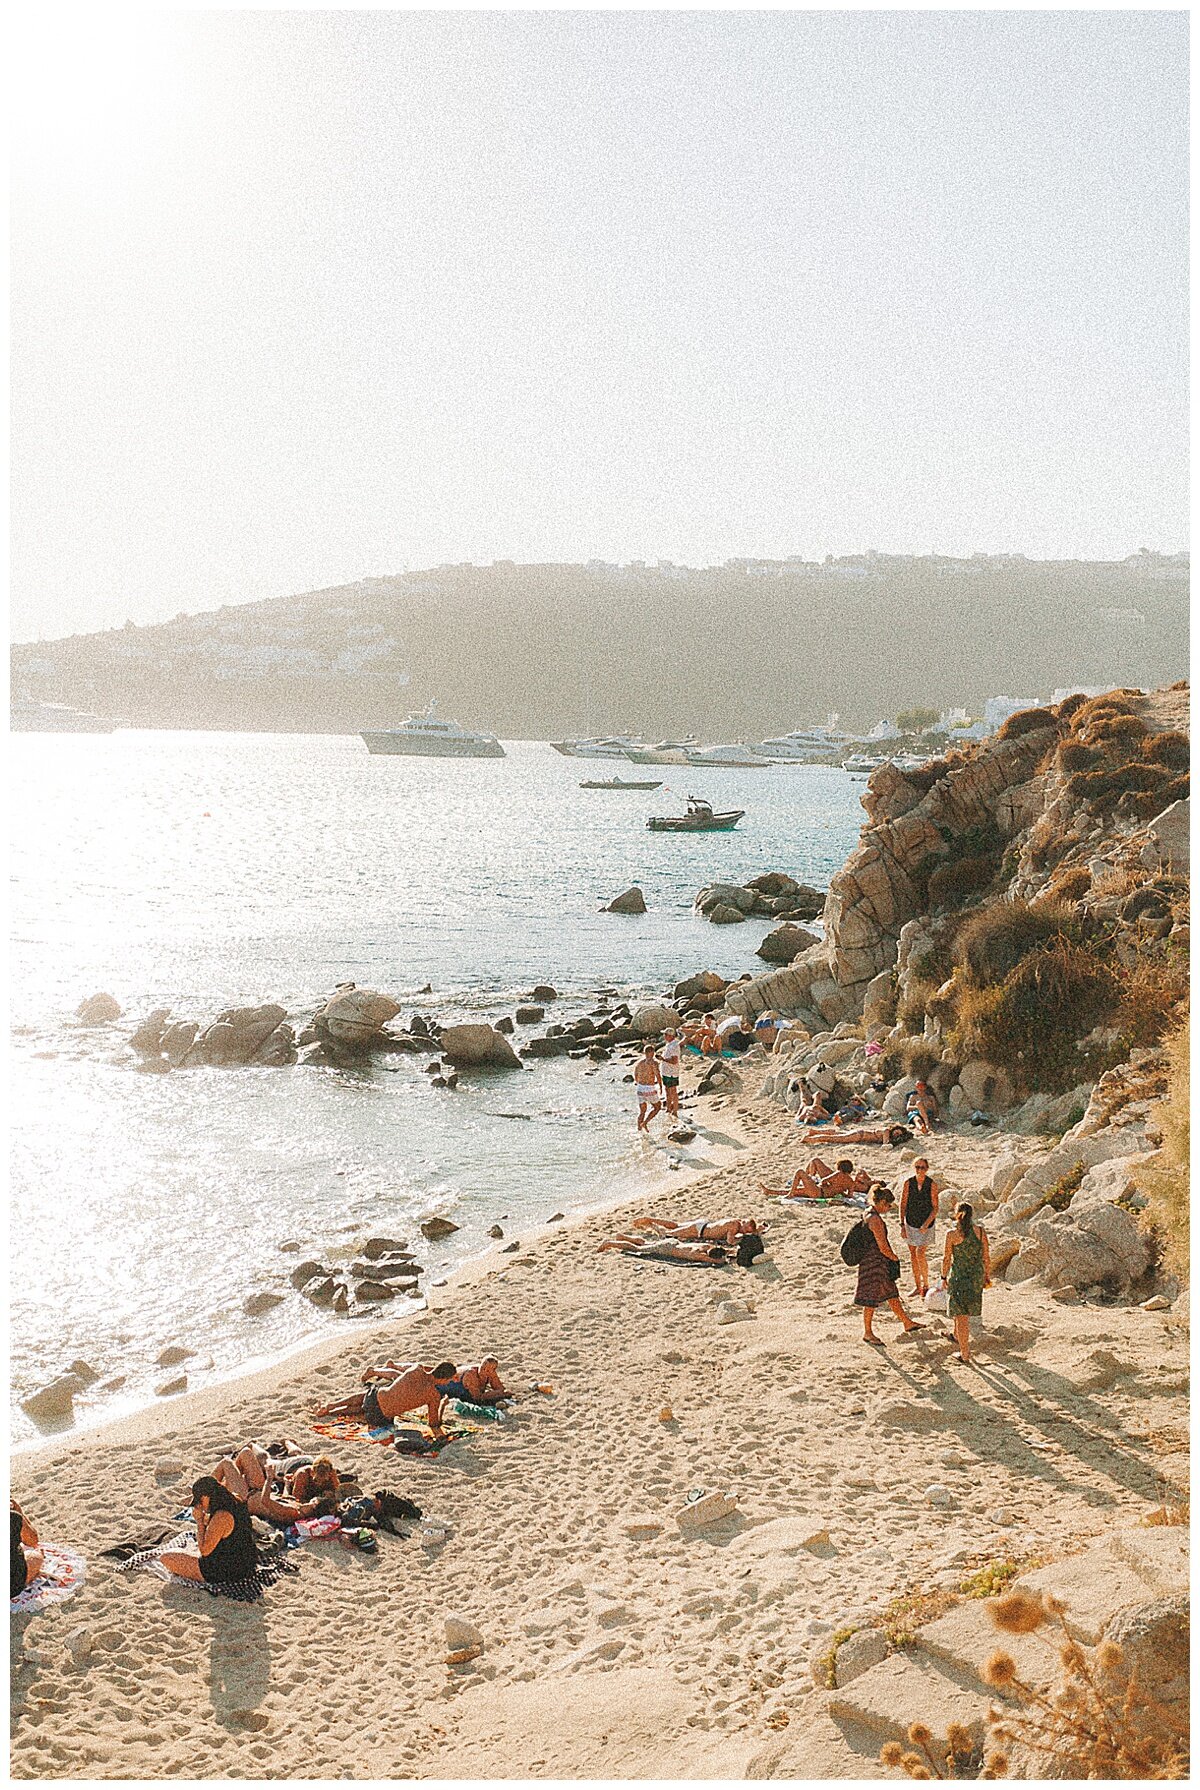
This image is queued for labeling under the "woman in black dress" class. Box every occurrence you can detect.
[10,1499,44,1598]
[856,1186,923,1346]
[160,1477,259,1586]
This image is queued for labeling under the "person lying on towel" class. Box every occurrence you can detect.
[620,1215,764,1246]
[313,1361,460,1437]
[761,1158,873,1200]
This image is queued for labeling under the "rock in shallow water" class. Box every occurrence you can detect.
[75,992,121,1025]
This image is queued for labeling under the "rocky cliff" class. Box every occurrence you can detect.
[737,681,1190,1297]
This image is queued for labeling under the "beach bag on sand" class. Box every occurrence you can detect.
[924,1280,949,1313]
[736,1234,766,1268]
[840,1219,870,1267]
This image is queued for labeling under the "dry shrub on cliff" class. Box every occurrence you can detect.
[1117,954,1189,1048]
[954,941,1119,1092]
[1087,713,1149,749]
[1071,694,1139,729]
[954,900,1075,986]
[903,760,954,795]
[1054,691,1089,723]
[897,978,941,1035]
[1042,865,1092,905]
[1138,1021,1189,1283]
[1067,763,1171,806]
[996,706,1059,742]
[1142,731,1190,771]
[927,855,997,909]
[1056,738,1100,775]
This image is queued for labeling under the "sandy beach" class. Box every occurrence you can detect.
[9,1069,1189,1782]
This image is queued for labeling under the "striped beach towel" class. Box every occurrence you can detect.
[116,1530,300,1603]
[10,1544,87,1615]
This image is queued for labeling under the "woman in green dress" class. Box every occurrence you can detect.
[942,1201,991,1364]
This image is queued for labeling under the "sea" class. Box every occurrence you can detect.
[9,732,866,1443]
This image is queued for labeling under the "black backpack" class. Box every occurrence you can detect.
[840,1219,870,1267]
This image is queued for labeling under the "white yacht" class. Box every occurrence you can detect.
[754,728,852,763]
[361,703,505,758]
[549,734,647,759]
[10,699,118,733]
[624,737,700,764]
[685,743,776,768]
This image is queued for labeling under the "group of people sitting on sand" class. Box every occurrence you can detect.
[98,1355,509,1590]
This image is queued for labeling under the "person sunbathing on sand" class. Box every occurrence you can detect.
[796,1123,912,1148]
[600,1237,730,1264]
[210,1447,334,1527]
[622,1215,763,1246]
[313,1360,459,1436]
[441,1356,511,1406]
[763,1157,873,1199]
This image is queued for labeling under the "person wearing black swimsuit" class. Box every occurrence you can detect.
[159,1477,259,1585]
[11,1500,44,1598]
[900,1158,940,1298]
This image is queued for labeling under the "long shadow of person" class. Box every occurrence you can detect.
[163,1586,272,1730]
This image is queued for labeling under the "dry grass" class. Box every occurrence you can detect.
[1142,730,1190,771]
[1116,952,1189,1048]
[1138,1020,1189,1283]
[952,941,1120,1094]
[885,1589,1189,1779]
[954,900,1075,986]
[927,854,997,909]
[996,706,1059,741]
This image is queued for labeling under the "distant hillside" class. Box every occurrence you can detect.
[11,553,1188,736]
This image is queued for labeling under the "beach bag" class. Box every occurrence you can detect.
[924,1280,949,1313]
[809,1063,837,1094]
[840,1219,870,1267]
[736,1234,766,1269]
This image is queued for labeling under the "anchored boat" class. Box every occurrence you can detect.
[647,796,744,833]
[361,701,505,758]
[579,776,663,790]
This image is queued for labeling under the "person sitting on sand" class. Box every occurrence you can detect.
[763,1157,873,1200]
[905,1079,940,1135]
[10,1499,44,1599]
[831,1096,871,1126]
[794,1082,832,1124]
[687,1015,720,1054]
[854,1186,924,1347]
[634,1043,663,1131]
[160,1477,260,1586]
[796,1122,912,1148]
[286,1455,341,1509]
[441,1357,511,1406]
[313,1361,460,1436]
[621,1215,764,1246]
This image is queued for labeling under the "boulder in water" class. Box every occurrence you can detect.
[129,1008,172,1056]
[362,1236,410,1259]
[161,1020,199,1066]
[632,1004,681,1036]
[421,1216,460,1241]
[156,1344,192,1367]
[316,987,403,1053]
[438,1024,522,1070]
[605,886,646,915]
[529,985,558,1001]
[756,923,819,963]
[21,1374,84,1430]
[76,992,121,1026]
[515,1006,544,1025]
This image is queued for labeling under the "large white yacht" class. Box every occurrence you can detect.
[623,737,700,764]
[549,735,648,759]
[684,743,776,768]
[754,726,853,763]
[361,702,505,758]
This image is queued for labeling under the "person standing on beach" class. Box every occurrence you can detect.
[855,1186,923,1346]
[942,1201,991,1364]
[658,1029,682,1117]
[634,1043,663,1130]
[900,1157,940,1298]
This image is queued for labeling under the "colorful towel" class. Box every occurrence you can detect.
[10,1544,87,1614]
[116,1529,300,1603]
[684,1043,740,1059]
[311,1410,476,1453]
[771,1192,867,1209]
[450,1399,506,1423]
[627,1248,730,1269]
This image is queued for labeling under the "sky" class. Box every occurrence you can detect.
[10,8,1190,641]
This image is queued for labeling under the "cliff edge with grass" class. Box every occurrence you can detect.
[731,681,1190,1295]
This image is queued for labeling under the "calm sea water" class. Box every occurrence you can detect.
[9,732,865,1442]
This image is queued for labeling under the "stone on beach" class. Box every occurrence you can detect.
[631,1004,680,1036]
[421,1217,460,1241]
[444,1616,485,1651]
[675,1491,738,1534]
[156,1375,188,1397]
[756,923,819,964]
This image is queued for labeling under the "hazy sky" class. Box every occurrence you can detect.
[11,8,1189,640]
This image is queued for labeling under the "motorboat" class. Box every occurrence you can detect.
[549,735,648,758]
[579,776,663,790]
[361,702,505,758]
[624,737,700,764]
[754,727,852,763]
[647,796,744,833]
[685,743,775,768]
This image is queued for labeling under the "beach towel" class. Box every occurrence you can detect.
[10,1544,87,1615]
[450,1398,507,1423]
[771,1192,867,1210]
[310,1410,476,1454]
[684,1043,740,1059]
[626,1247,730,1269]
[115,1529,300,1603]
